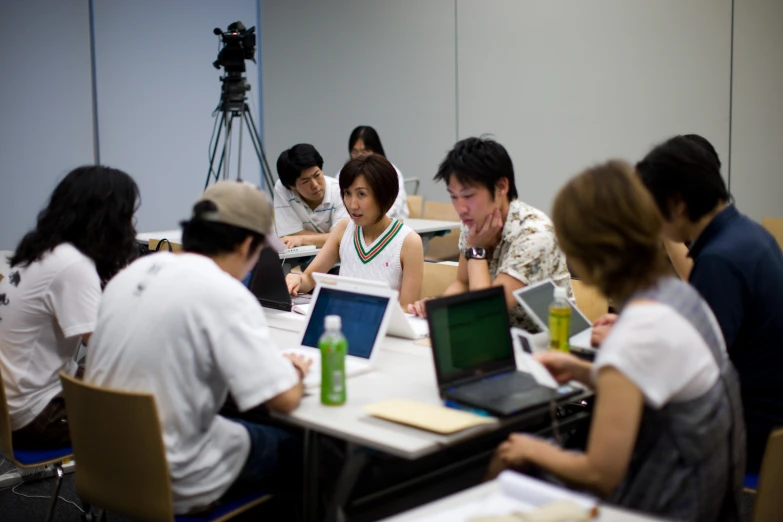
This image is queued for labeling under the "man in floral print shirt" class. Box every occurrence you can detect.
[409,137,572,330]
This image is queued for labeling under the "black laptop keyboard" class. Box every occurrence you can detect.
[458,372,538,402]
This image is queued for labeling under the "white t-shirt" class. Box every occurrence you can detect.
[0,243,101,430]
[273,176,350,237]
[593,302,722,408]
[85,253,299,514]
[334,162,409,220]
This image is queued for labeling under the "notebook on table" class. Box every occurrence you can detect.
[311,273,429,340]
[513,279,596,354]
[247,246,311,312]
[425,287,578,417]
[283,283,397,388]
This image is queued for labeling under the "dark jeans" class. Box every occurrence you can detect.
[231,419,302,489]
[219,397,303,494]
[12,397,71,450]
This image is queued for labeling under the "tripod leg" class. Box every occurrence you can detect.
[222,109,233,181]
[237,111,245,181]
[205,112,226,190]
[243,105,276,192]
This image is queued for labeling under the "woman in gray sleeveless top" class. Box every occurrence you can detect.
[487,161,744,521]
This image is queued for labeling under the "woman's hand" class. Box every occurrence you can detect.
[534,351,583,384]
[591,313,618,347]
[407,298,432,317]
[496,433,537,468]
[285,273,303,296]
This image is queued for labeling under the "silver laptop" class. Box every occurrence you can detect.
[312,273,429,339]
[513,279,595,354]
[283,282,398,388]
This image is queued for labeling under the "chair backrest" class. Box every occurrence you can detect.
[422,201,460,261]
[407,195,423,219]
[59,372,174,522]
[761,217,783,251]
[754,428,783,522]
[421,262,459,299]
[0,369,18,461]
[571,279,609,324]
[149,238,183,252]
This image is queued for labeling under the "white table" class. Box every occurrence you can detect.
[405,218,460,251]
[382,479,664,522]
[265,317,592,522]
[136,218,460,258]
[136,230,321,261]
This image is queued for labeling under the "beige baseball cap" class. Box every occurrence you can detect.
[197,180,273,236]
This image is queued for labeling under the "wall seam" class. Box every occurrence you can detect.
[454,0,459,142]
[88,0,100,164]
[728,0,735,192]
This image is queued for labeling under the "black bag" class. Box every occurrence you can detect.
[137,238,174,257]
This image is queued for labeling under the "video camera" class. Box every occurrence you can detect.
[212,22,256,74]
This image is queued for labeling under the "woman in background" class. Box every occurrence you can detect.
[338,125,409,219]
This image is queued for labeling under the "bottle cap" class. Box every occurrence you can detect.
[325,315,341,330]
[553,286,568,300]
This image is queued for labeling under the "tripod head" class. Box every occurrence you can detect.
[219,72,250,114]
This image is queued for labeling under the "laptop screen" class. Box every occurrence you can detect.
[301,287,389,359]
[517,281,591,336]
[427,287,515,386]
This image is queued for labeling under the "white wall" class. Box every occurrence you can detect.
[456,0,732,214]
[261,0,457,200]
[262,1,735,211]
[730,1,783,221]
[0,0,95,250]
[93,0,261,234]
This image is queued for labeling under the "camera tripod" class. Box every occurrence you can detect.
[205,76,275,193]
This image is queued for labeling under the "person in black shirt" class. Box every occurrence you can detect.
[636,134,783,473]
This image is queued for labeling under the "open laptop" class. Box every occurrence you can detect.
[425,287,577,417]
[247,247,311,312]
[308,273,429,340]
[512,279,595,354]
[284,283,398,388]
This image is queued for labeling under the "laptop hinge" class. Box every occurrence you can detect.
[439,365,517,394]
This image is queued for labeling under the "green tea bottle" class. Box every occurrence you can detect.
[319,315,347,405]
[548,286,571,353]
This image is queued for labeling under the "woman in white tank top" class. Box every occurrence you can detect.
[285,155,423,308]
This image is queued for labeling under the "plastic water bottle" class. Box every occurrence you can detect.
[548,286,571,353]
[319,315,347,406]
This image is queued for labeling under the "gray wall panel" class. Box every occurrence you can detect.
[730,1,783,221]
[93,0,260,233]
[0,0,94,250]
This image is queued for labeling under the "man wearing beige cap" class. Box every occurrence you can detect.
[85,181,310,515]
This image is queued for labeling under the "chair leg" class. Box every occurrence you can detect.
[45,464,64,522]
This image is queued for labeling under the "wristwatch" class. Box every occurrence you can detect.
[463,247,487,260]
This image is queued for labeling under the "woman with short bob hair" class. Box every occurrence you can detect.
[488,161,744,521]
[287,154,423,308]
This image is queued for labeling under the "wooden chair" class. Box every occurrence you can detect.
[571,279,609,324]
[422,201,460,262]
[148,238,182,252]
[751,428,783,522]
[59,372,270,522]
[421,262,459,299]
[0,370,72,522]
[761,217,783,251]
[406,195,423,219]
